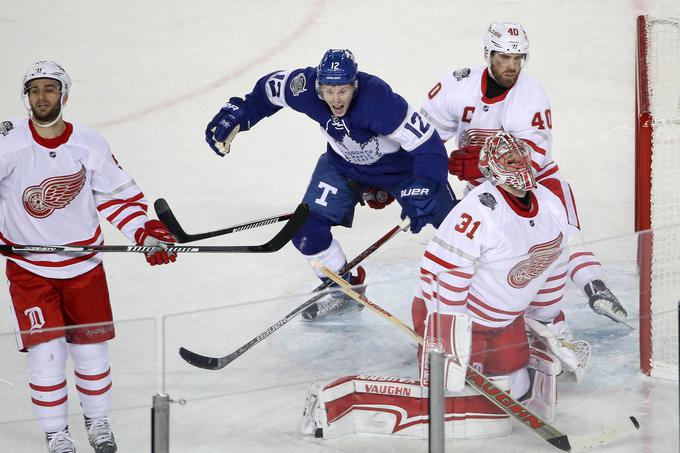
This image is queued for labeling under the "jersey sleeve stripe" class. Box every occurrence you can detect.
[570,251,595,260]
[96,192,145,211]
[569,261,602,280]
[105,202,147,223]
[116,210,145,229]
[546,270,568,281]
[537,281,567,294]
[423,250,457,270]
[523,138,546,156]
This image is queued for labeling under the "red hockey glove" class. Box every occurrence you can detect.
[362,187,395,209]
[448,146,484,181]
[134,220,177,266]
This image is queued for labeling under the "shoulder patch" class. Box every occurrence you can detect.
[290,73,308,96]
[478,192,497,210]
[452,68,471,81]
[0,121,14,136]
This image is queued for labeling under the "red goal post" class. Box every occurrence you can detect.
[635,15,679,379]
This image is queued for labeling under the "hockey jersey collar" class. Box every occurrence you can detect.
[29,120,73,149]
[480,70,511,105]
[498,187,538,218]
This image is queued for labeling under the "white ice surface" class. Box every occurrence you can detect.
[0,1,678,452]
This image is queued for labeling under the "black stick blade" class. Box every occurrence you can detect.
[154,198,192,243]
[178,347,224,370]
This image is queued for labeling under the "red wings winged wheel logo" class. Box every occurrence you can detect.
[23,165,86,218]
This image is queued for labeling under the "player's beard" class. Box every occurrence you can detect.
[31,102,62,125]
[491,66,519,88]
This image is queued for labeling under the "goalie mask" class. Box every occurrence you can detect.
[483,21,530,70]
[22,60,71,127]
[478,132,536,192]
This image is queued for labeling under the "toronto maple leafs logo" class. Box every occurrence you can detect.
[290,73,307,96]
[507,233,564,288]
[23,165,86,218]
[479,193,497,210]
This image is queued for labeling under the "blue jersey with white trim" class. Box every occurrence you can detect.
[236,67,448,187]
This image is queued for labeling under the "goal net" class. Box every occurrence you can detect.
[635,15,680,380]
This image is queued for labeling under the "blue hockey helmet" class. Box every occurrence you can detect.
[316,49,358,86]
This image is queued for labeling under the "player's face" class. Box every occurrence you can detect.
[489,52,525,88]
[319,84,354,117]
[26,79,64,124]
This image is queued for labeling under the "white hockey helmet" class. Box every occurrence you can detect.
[478,131,536,192]
[22,60,71,97]
[483,21,530,69]
[22,60,71,126]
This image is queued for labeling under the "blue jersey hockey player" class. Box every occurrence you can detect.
[205,49,457,318]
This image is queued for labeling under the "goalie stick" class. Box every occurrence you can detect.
[154,198,298,243]
[0,203,308,255]
[316,264,640,452]
[178,219,410,370]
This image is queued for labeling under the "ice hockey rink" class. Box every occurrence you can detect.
[1,0,679,451]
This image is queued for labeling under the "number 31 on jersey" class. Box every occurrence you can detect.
[454,213,481,239]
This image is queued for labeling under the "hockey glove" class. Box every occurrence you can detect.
[205,100,246,156]
[362,187,395,209]
[134,220,177,266]
[448,146,483,181]
[399,178,438,234]
[584,279,628,318]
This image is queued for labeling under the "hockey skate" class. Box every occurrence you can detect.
[46,428,76,453]
[302,266,366,321]
[85,416,117,453]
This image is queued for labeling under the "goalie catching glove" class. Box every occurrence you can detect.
[134,220,177,266]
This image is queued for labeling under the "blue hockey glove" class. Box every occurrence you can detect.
[399,178,438,234]
[205,101,245,156]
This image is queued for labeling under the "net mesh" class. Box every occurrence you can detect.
[645,17,680,379]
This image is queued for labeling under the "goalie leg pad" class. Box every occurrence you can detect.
[521,347,560,422]
[420,312,471,392]
[301,375,511,440]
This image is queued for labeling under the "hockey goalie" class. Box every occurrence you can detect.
[301,132,569,440]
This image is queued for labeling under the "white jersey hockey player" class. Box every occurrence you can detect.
[0,60,177,453]
[419,21,627,376]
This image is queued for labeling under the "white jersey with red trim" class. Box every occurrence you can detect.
[417,181,570,328]
[0,118,149,278]
[421,66,559,183]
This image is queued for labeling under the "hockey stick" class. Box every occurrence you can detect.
[317,264,640,452]
[178,219,410,370]
[0,203,308,255]
[154,198,297,244]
